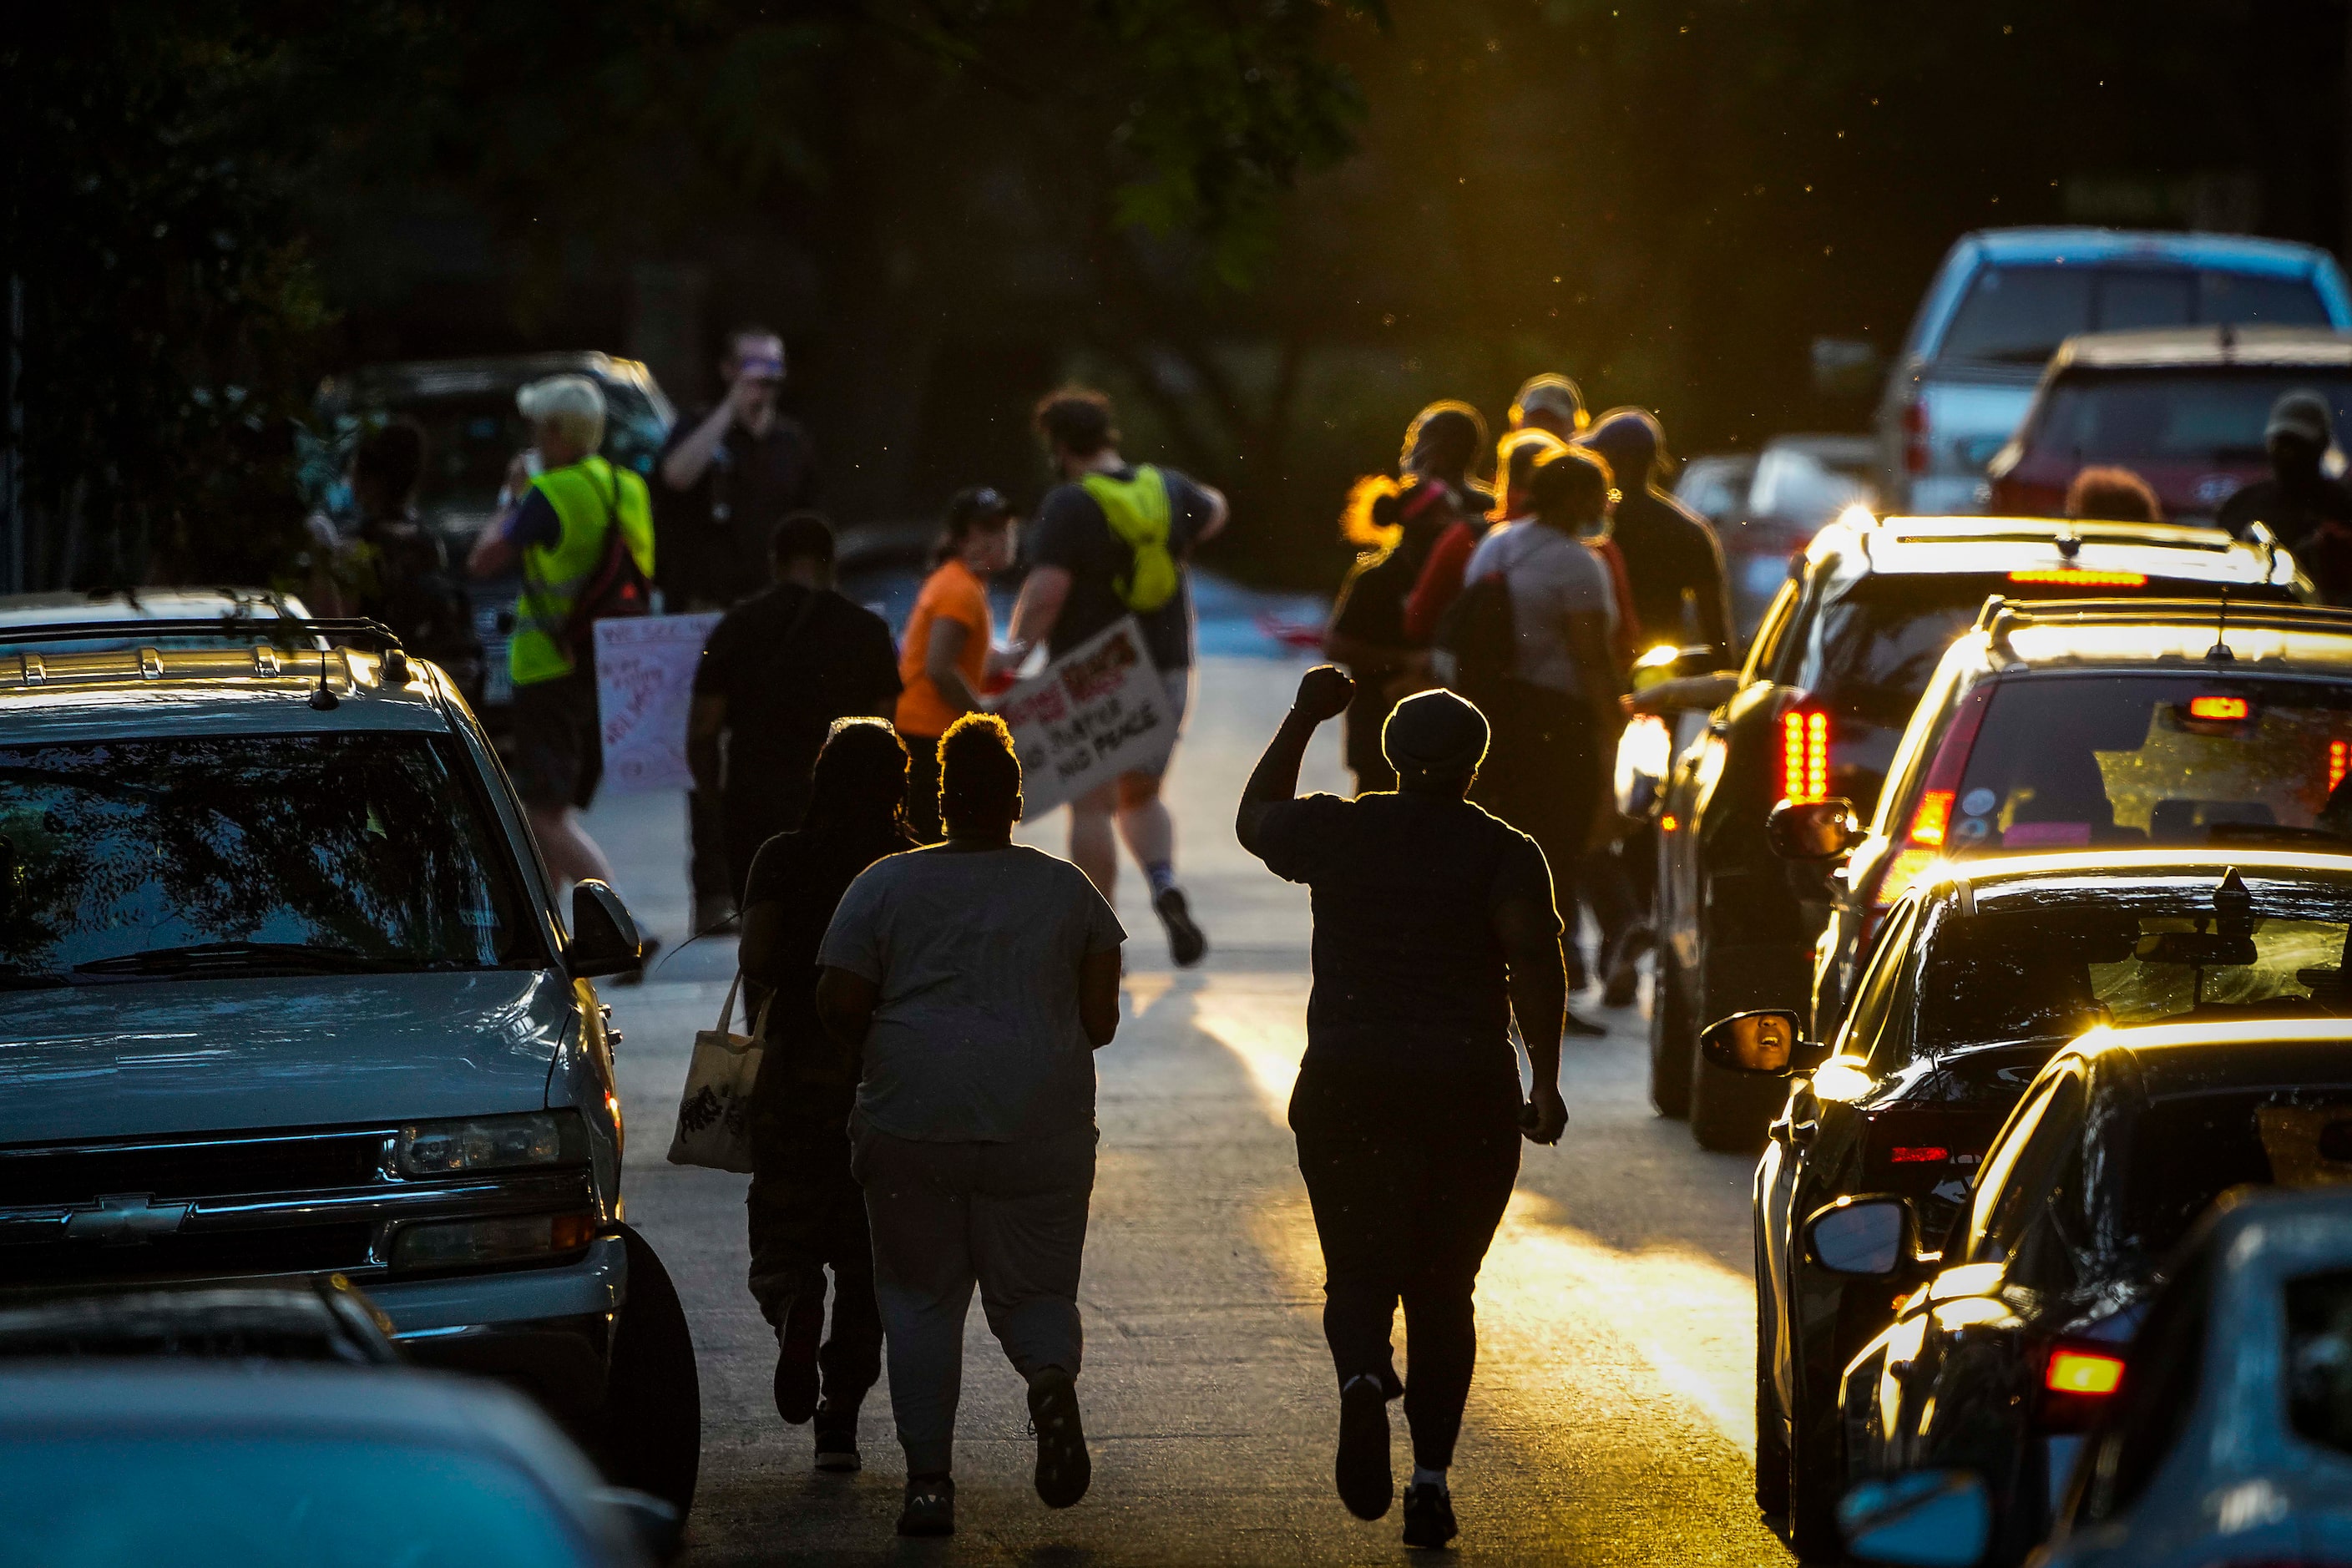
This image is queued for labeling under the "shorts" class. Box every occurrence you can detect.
[1133,666,1192,781]
[509,670,602,812]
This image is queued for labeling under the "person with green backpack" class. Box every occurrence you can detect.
[1005,387,1228,966]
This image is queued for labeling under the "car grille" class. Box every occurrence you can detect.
[1,1223,378,1284]
[0,1133,385,1207]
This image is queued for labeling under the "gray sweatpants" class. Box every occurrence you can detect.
[851,1120,1097,1474]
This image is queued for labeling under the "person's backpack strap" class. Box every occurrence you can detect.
[557,462,651,665]
[1080,464,1180,613]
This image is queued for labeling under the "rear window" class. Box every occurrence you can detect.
[2127,1091,2352,1259]
[0,732,533,988]
[1794,576,2007,726]
[1941,263,2331,364]
[1945,674,2352,854]
[2032,370,2352,466]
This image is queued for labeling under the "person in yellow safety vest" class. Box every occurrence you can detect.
[1004,387,1228,968]
[468,373,656,905]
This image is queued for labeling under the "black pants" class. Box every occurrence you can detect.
[688,788,731,916]
[1288,1064,1520,1470]
[746,1088,883,1412]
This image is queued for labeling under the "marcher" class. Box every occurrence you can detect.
[1006,387,1227,964]
[688,513,901,907]
[1405,425,1563,644]
[1326,460,1464,793]
[2217,392,2352,565]
[1237,671,1570,1550]
[467,374,653,898]
[1507,372,1588,443]
[347,420,486,701]
[738,718,916,1470]
[656,326,823,931]
[897,488,1019,842]
[2065,465,2164,524]
[816,713,1125,1538]
[1460,446,1625,1033]
[1577,408,1732,667]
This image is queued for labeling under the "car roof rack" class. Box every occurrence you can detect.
[0,616,405,651]
[1974,597,2352,634]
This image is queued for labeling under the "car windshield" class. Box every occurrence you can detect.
[1944,674,2352,855]
[2125,1089,2352,1259]
[1918,904,2352,1053]
[0,732,531,987]
[2031,370,2352,465]
[1940,264,2330,364]
[3,1432,590,1567]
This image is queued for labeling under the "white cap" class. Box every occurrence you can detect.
[515,374,606,424]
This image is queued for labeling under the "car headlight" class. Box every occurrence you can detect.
[392,1210,599,1272]
[394,1110,584,1177]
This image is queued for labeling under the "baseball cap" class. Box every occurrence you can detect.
[1511,373,1587,432]
[515,374,606,424]
[2268,389,2334,448]
[1383,689,1491,780]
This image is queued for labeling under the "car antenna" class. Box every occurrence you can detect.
[2208,589,2235,663]
[309,648,341,711]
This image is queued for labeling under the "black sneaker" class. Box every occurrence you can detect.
[1334,1378,1393,1521]
[1027,1367,1092,1508]
[1154,887,1208,968]
[896,1474,955,1537]
[1401,1481,1458,1549]
[772,1297,822,1425]
[812,1399,860,1472]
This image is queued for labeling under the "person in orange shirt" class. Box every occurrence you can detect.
[898,488,1019,841]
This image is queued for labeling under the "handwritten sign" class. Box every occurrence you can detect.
[992,618,1177,816]
[594,613,721,793]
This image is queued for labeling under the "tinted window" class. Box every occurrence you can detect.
[2033,371,2352,466]
[1941,264,2330,364]
[2083,1252,2209,1520]
[2289,1268,2352,1455]
[2124,1091,2352,1259]
[1798,576,2013,726]
[0,734,531,987]
[1917,908,2119,1051]
[1743,579,1800,685]
[1841,898,1921,1063]
[1947,675,2352,857]
[1978,1072,2086,1262]
[1967,1075,2065,1261]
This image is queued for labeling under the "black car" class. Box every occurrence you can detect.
[1793,596,2352,1044]
[1827,1007,2352,1566]
[0,1276,401,1364]
[1648,510,2303,1151]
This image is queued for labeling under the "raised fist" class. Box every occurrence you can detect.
[1293,664,1355,723]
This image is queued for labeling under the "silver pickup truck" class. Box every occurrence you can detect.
[0,619,697,1517]
[1875,227,2352,514]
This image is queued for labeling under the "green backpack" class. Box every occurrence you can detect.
[1080,465,1180,614]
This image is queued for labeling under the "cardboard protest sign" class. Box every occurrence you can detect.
[992,617,1177,816]
[594,613,721,793]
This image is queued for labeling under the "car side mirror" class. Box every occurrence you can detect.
[1768,797,1864,860]
[1803,1195,1918,1279]
[593,1486,683,1560]
[1838,1470,1990,1566]
[569,880,644,979]
[1699,1009,1805,1075]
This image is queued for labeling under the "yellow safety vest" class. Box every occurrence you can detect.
[510,455,655,686]
[1080,465,1180,614]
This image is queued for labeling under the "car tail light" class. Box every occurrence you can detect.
[2189,695,2249,721]
[2007,568,2147,587]
[2045,1345,2125,1396]
[1889,1146,1949,1164]
[2329,740,2347,795]
[1902,397,1930,475]
[1782,709,1830,804]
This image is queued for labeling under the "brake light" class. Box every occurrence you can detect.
[2007,568,2147,587]
[1909,790,1955,848]
[2331,740,2347,794]
[2045,1347,2125,1396]
[1889,1146,1949,1164]
[1782,710,1830,804]
[1902,397,1930,475]
[2188,695,2249,721]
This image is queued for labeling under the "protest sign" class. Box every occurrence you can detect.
[594,613,721,793]
[991,617,1177,816]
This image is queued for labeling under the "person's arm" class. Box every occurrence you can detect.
[687,695,726,797]
[467,524,518,579]
[1404,526,1473,642]
[1079,948,1122,1047]
[815,965,879,1044]
[1004,564,1071,670]
[924,618,980,715]
[1237,665,1353,856]
[659,392,744,493]
[1496,893,1569,1144]
[737,898,782,986]
[1624,670,1742,716]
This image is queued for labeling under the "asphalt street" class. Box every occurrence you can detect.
[591,652,1791,1565]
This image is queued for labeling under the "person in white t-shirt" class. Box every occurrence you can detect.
[1459,446,1626,1033]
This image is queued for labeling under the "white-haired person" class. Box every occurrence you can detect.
[468,374,655,898]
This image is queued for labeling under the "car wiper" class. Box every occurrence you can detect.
[70,941,397,979]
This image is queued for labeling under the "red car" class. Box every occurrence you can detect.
[1986,326,2352,524]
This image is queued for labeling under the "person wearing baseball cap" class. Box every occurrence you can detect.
[1237,668,1571,1551]
[468,372,655,909]
[1507,373,1588,442]
[2218,389,2352,600]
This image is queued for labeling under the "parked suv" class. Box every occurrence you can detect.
[1875,229,2352,514]
[1986,326,2352,523]
[0,618,697,1515]
[1646,512,2303,1150]
[1799,595,2352,1039]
